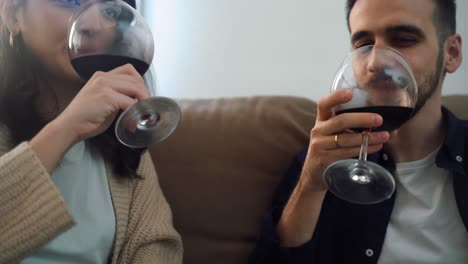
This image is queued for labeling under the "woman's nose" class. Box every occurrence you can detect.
[76,7,108,38]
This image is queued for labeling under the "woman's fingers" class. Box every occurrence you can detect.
[106,90,141,111]
[110,63,143,77]
[93,63,150,97]
[60,65,152,141]
[88,72,149,100]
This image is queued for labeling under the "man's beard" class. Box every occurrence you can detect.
[411,45,445,116]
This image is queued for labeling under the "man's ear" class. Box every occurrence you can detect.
[1,0,22,36]
[444,33,463,74]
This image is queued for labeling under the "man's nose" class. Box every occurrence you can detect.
[366,45,391,73]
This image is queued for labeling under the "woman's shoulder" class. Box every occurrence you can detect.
[137,151,158,181]
[110,152,158,190]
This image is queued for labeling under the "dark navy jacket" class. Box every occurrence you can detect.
[250,108,468,264]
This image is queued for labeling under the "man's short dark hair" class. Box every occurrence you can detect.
[345,0,457,41]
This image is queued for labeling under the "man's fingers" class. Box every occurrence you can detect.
[328,144,385,160]
[319,112,382,135]
[323,131,390,149]
[317,89,352,121]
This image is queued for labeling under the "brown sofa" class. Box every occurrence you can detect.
[150,95,468,264]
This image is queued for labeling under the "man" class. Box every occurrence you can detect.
[250,0,466,263]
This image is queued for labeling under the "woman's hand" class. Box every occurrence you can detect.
[55,63,150,143]
[30,64,150,173]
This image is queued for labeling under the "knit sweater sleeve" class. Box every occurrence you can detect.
[0,128,74,263]
[118,152,183,264]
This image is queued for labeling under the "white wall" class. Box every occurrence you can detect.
[143,1,467,100]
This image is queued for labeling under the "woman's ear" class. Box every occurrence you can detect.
[444,34,463,74]
[1,0,22,36]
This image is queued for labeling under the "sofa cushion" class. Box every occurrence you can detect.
[150,96,316,264]
[442,95,468,119]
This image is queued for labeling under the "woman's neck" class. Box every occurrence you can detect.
[35,77,82,121]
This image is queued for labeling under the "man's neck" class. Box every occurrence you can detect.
[387,95,446,163]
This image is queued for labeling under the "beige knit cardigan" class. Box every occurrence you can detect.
[0,125,183,264]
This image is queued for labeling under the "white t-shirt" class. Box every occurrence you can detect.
[22,141,116,264]
[378,147,468,263]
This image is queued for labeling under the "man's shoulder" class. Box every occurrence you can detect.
[281,147,308,185]
[442,106,468,126]
[294,147,308,163]
[442,106,468,132]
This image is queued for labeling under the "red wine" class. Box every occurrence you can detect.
[335,106,413,132]
[71,54,150,80]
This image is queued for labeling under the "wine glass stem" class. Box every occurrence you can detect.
[358,131,370,162]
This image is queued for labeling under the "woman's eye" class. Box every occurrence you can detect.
[101,7,121,20]
[57,0,82,6]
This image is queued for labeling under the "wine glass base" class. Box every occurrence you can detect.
[115,97,181,148]
[323,159,395,204]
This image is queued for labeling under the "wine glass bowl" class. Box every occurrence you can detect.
[68,0,154,79]
[68,0,181,148]
[323,45,418,204]
[333,45,418,132]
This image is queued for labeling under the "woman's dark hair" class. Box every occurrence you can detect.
[0,7,145,178]
[345,0,457,42]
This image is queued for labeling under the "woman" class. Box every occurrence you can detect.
[0,0,183,263]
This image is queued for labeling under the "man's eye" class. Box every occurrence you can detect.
[355,42,374,49]
[393,37,417,47]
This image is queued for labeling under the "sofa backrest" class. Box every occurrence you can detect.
[150,95,467,264]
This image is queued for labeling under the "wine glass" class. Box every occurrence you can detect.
[68,0,181,148]
[323,45,418,204]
